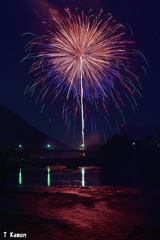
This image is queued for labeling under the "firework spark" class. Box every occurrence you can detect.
[23,8,147,147]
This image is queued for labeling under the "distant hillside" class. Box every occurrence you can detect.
[120,123,160,140]
[0,104,70,150]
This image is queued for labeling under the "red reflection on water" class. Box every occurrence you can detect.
[1,186,159,239]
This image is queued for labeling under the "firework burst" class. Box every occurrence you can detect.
[23,8,147,147]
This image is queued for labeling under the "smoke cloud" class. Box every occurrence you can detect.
[86,132,101,146]
[24,0,61,23]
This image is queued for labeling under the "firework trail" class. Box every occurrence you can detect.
[22,8,147,147]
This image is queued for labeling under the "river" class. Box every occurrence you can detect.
[0,165,160,239]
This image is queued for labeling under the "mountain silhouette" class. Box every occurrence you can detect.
[0,104,70,150]
[120,123,160,140]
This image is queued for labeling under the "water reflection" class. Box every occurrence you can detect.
[18,168,22,185]
[81,167,85,187]
[47,167,51,187]
[12,166,100,187]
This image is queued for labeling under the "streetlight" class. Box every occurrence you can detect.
[18,144,22,149]
[80,144,85,156]
[46,144,51,149]
[80,143,85,150]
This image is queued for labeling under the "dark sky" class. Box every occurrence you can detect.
[0,0,160,148]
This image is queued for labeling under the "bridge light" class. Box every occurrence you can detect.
[18,144,22,149]
[46,144,51,149]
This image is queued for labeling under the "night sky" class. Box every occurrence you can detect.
[0,0,160,148]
